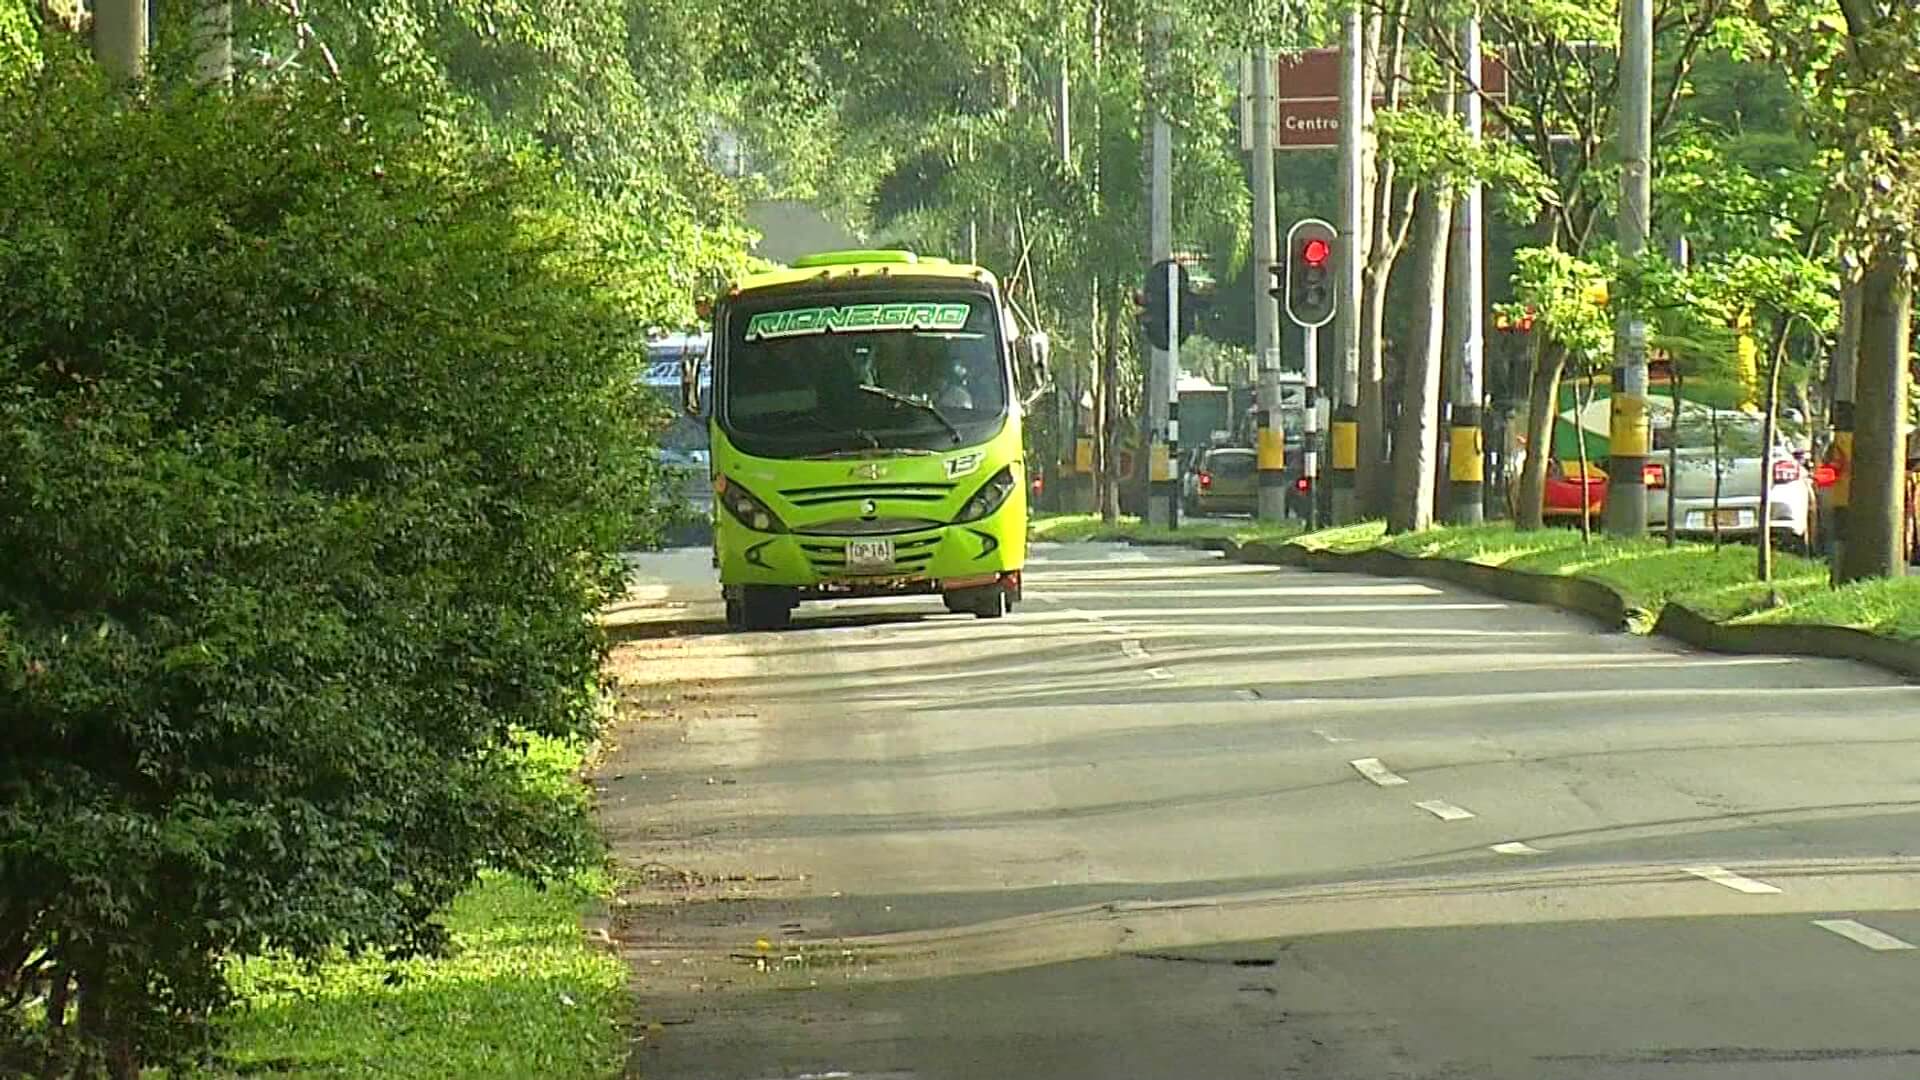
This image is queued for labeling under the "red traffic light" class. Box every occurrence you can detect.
[1301,238,1331,268]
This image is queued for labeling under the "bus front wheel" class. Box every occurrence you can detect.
[945,584,1010,620]
[727,586,793,631]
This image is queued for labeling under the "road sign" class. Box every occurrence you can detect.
[1244,48,1511,151]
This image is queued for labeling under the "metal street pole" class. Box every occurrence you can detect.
[1304,323,1322,528]
[93,0,149,81]
[1330,3,1365,524]
[1054,43,1084,512]
[1606,0,1653,535]
[1145,12,1176,528]
[1447,8,1486,524]
[1252,46,1287,522]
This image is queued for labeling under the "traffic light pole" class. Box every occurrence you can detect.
[1251,46,1287,523]
[1304,323,1321,528]
[1331,2,1365,525]
[1606,0,1653,536]
[1145,12,1177,530]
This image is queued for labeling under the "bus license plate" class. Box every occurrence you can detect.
[845,539,895,570]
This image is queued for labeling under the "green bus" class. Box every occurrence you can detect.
[687,250,1046,631]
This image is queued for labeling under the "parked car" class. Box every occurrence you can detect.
[1646,409,1814,552]
[1507,454,1608,525]
[1183,446,1257,517]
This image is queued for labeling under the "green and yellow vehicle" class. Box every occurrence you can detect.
[686,250,1047,630]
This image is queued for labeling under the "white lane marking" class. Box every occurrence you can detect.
[1120,639,1149,660]
[1147,667,1174,681]
[1491,841,1542,855]
[1349,758,1409,786]
[1683,865,1783,895]
[1812,919,1917,952]
[1314,729,1354,744]
[1414,799,1477,821]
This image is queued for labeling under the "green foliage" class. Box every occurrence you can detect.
[0,0,34,89]
[0,58,660,1074]
[1508,246,1614,367]
[207,736,624,1080]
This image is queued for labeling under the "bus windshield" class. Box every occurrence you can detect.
[720,292,1008,459]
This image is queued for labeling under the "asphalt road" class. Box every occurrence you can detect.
[600,543,1920,1079]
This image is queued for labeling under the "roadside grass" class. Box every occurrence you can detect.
[1030,513,1303,546]
[197,736,625,1080]
[1288,520,1920,641]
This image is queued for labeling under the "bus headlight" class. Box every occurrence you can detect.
[715,475,788,534]
[954,466,1016,524]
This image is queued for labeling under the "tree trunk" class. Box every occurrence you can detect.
[1710,408,1724,547]
[1388,190,1452,534]
[1357,264,1392,517]
[1836,252,1913,581]
[1515,338,1567,530]
[1756,317,1793,584]
[1099,286,1122,524]
[1666,367,1682,547]
[1576,374,1596,542]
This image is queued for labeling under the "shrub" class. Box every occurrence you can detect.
[0,57,662,1076]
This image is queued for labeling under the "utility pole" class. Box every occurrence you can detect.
[1330,3,1365,524]
[1447,8,1486,525]
[1054,38,1085,512]
[1252,46,1286,522]
[93,0,150,81]
[1145,9,1176,528]
[1605,0,1653,535]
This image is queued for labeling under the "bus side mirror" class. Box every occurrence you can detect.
[1017,331,1050,406]
[680,354,703,417]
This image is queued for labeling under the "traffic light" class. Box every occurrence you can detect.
[1284,218,1338,328]
[1142,258,1196,351]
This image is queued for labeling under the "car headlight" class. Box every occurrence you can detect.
[954,466,1017,523]
[714,475,788,534]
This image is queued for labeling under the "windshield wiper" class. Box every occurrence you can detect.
[858,384,961,444]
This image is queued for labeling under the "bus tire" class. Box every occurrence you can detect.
[739,587,792,631]
[971,588,1009,620]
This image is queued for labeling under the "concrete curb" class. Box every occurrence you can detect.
[1653,602,1920,679]
[1218,538,1920,682]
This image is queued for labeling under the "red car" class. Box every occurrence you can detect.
[1511,458,1607,523]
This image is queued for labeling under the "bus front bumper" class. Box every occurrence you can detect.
[717,516,1025,596]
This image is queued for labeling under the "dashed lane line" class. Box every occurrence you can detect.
[1350,757,1409,786]
[1491,841,1543,855]
[1683,865,1784,895]
[1314,729,1354,744]
[1414,799,1477,822]
[1812,919,1917,952]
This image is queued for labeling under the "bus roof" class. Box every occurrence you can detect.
[731,249,1000,296]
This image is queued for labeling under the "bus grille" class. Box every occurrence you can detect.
[779,482,956,509]
[800,534,942,575]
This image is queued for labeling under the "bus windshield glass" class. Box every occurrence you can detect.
[720,293,1007,458]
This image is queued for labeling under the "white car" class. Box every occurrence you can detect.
[1646,409,1814,552]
